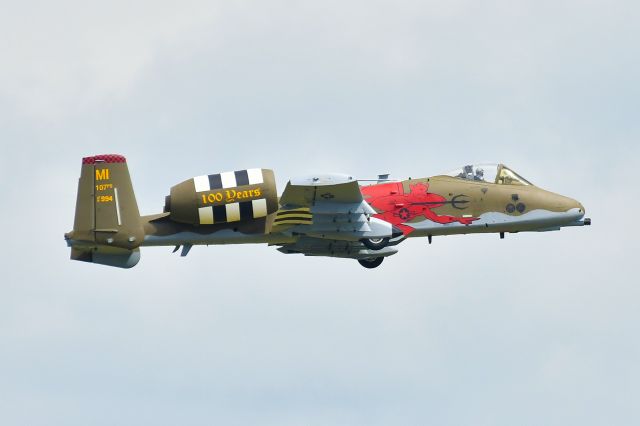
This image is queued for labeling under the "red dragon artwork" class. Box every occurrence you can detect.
[361,181,479,236]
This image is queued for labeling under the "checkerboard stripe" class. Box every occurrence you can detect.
[193,169,265,192]
[197,200,270,224]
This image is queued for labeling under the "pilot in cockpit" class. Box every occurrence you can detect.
[446,164,531,186]
[474,168,484,181]
[457,165,474,180]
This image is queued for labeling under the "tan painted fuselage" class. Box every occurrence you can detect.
[65,156,589,268]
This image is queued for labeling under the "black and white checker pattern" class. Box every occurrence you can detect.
[193,169,263,192]
[193,169,267,225]
[197,199,268,225]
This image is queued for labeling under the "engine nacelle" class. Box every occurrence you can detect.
[164,168,278,225]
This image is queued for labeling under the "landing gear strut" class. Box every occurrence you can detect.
[361,237,389,250]
[358,257,384,269]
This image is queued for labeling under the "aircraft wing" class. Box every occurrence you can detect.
[273,174,398,251]
[279,173,366,206]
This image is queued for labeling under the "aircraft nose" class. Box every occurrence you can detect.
[536,189,590,226]
[549,192,583,213]
[541,191,585,219]
[564,198,591,226]
[563,197,585,218]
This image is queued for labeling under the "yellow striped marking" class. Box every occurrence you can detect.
[276,208,311,215]
[273,219,312,226]
[273,208,312,227]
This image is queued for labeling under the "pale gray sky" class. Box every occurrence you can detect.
[1,1,638,425]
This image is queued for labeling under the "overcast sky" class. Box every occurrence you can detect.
[1,1,638,425]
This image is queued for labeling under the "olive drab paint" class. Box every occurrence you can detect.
[65,155,590,269]
[165,169,278,225]
[66,155,144,268]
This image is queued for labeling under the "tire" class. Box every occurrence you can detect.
[358,257,384,269]
[361,237,389,250]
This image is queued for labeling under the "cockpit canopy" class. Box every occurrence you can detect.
[444,164,533,186]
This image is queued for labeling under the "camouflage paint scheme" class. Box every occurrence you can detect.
[65,155,590,268]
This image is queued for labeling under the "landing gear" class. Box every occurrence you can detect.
[361,237,389,250]
[358,257,384,269]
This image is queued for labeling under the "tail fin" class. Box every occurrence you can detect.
[65,154,144,268]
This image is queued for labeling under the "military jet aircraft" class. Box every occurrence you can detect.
[65,155,590,269]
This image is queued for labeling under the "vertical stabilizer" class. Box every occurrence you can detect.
[66,154,144,268]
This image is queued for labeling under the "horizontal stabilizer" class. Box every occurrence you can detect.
[71,247,140,268]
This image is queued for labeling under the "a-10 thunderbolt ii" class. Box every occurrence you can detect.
[65,154,591,269]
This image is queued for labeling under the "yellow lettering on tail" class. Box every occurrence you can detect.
[95,169,110,181]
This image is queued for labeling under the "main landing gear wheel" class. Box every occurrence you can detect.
[361,237,390,250]
[358,257,384,269]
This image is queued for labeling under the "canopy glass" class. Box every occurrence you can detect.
[444,164,532,186]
